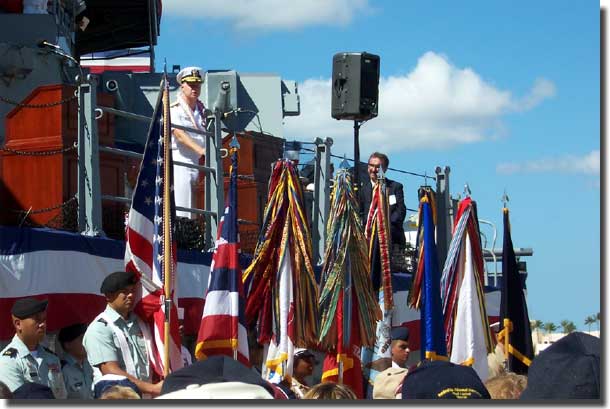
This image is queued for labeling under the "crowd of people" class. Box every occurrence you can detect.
[0,277,600,400]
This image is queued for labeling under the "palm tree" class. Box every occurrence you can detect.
[560,320,576,334]
[585,315,595,333]
[543,322,557,335]
[596,312,600,331]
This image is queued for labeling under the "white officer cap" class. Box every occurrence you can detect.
[177,66,204,83]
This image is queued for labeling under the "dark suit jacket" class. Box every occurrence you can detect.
[360,178,407,246]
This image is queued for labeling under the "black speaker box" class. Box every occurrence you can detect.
[331,52,380,121]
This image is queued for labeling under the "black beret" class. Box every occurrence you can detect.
[391,326,409,341]
[11,298,48,319]
[58,323,87,346]
[401,360,490,399]
[520,332,600,400]
[100,271,138,294]
[12,382,55,399]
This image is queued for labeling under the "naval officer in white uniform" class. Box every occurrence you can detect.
[170,66,207,218]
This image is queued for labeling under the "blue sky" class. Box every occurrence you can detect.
[155,1,600,329]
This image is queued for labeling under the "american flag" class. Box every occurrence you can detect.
[194,139,250,365]
[124,74,183,377]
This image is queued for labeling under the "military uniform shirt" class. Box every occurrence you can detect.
[0,334,67,398]
[61,353,94,399]
[82,305,150,386]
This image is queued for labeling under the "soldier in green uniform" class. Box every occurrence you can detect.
[0,297,67,398]
[58,323,93,399]
[82,271,163,397]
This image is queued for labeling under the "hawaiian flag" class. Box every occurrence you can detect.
[408,188,447,361]
[194,139,249,366]
[440,196,493,381]
[498,207,534,374]
[124,73,183,377]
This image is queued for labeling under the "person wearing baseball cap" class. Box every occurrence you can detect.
[171,65,207,219]
[0,297,67,398]
[288,348,317,398]
[82,271,163,398]
[372,326,411,399]
[401,360,491,399]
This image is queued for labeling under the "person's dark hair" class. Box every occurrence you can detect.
[303,382,357,399]
[0,381,13,399]
[369,152,389,171]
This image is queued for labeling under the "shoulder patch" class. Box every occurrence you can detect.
[97,317,108,326]
[2,348,17,358]
[43,346,57,356]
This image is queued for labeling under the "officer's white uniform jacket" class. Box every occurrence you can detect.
[0,334,67,398]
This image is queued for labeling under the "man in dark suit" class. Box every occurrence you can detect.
[360,152,407,270]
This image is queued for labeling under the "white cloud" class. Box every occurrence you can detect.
[163,0,371,30]
[496,150,600,175]
[283,51,556,155]
[512,78,557,111]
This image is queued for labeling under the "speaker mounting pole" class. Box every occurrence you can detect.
[353,119,362,211]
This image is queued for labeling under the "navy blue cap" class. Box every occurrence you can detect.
[93,375,141,399]
[520,332,600,400]
[100,271,138,294]
[11,298,48,319]
[12,382,55,399]
[401,360,490,399]
[391,326,409,342]
[161,355,277,398]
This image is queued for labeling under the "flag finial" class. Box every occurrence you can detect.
[340,155,350,170]
[230,135,240,149]
[463,183,471,198]
[502,189,509,209]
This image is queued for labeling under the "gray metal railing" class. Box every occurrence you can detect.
[77,75,227,244]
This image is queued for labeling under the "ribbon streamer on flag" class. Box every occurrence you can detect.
[498,206,534,374]
[318,165,380,398]
[408,188,448,361]
[124,72,183,377]
[195,137,250,366]
[440,196,493,381]
[360,172,394,398]
[242,159,319,383]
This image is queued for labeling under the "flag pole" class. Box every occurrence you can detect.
[161,67,172,377]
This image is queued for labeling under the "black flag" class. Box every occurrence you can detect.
[498,208,534,374]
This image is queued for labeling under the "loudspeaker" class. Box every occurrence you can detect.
[331,52,380,121]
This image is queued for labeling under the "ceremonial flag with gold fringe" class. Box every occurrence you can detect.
[194,138,249,366]
[242,159,319,383]
[498,207,534,374]
[440,196,493,381]
[125,72,183,377]
[318,166,380,399]
[408,188,448,362]
[360,175,394,398]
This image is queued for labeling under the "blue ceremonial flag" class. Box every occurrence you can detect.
[419,194,448,361]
